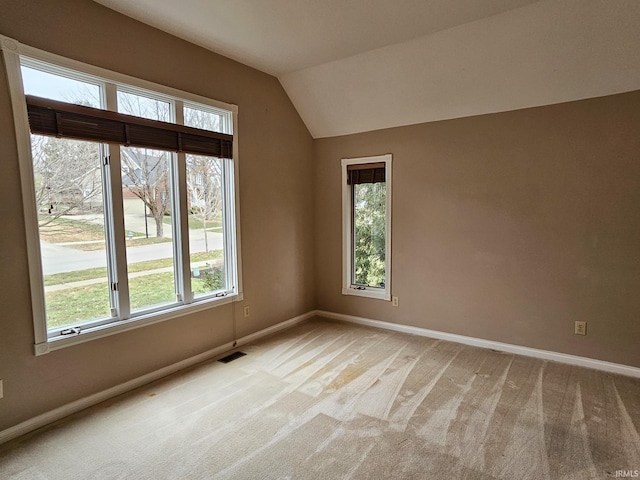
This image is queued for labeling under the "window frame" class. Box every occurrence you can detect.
[341,154,392,301]
[1,35,243,355]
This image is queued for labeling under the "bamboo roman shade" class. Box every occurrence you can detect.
[346,162,386,185]
[25,95,233,159]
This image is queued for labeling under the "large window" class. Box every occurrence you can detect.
[341,154,392,300]
[1,36,241,354]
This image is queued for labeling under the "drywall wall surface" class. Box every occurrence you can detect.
[283,0,640,138]
[315,91,640,368]
[0,0,314,431]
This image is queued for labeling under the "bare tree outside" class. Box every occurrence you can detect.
[184,105,222,131]
[31,134,103,228]
[118,91,172,238]
[186,155,223,252]
[30,83,105,240]
[184,106,224,251]
[121,147,171,238]
[183,105,227,294]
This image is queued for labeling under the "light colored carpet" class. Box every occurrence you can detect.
[1,318,639,479]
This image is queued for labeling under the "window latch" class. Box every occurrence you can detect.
[60,327,81,336]
[354,286,366,290]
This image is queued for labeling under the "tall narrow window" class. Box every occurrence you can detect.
[117,90,178,312]
[21,65,115,333]
[184,104,231,298]
[342,154,392,300]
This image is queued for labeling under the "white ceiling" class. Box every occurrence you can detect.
[93,0,540,76]
[94,0,640,138]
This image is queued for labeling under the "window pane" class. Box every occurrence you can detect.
[186,155,226,297]
[353,182,386,288]
[117,91,176,312]
[21,65,102,108]
[32,135,112,330]
[121,147,177,312]
[184,106,225,133]
[117,90,171,122]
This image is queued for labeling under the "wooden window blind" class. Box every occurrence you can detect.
[26,95,233,159]
[346,162,386,185]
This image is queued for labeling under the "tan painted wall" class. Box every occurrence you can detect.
[0,0,315,430]
[315,91,640,368]
[2,0,639,437]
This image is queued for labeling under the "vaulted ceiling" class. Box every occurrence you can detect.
[94,0,640,138]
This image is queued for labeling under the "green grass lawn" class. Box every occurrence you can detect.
[72,235,171,251]
[45,283,112,328]
[39,215,172,251]
[44,250,222,286]
[46,270,225,329]
[44,250,224,329]
[46,273,174,328]
[39,216,105,243]
[164,216,222,230]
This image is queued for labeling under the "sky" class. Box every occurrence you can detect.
[21,65,101,108]
[20,63,228,132]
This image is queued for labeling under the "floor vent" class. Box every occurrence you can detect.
[218,351,247,363]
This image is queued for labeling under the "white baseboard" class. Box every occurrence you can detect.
[236,311,315,346]
[0,310,315,446]
[3,308,637,446]
[315,310,640,379]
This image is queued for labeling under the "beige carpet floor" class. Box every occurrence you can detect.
[1,317,639,479]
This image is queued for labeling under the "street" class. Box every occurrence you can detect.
[41,231,223,275]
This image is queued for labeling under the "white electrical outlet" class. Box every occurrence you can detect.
[392,296,399,307]
[243,306,250,318]
[575,321,587,336]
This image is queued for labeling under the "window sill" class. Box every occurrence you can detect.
[342,287,390,301]
[34,292,243,356]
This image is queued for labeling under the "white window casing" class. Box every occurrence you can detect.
[0,34,243,355]
[341,154,392,301]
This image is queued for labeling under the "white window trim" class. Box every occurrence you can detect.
[341,154,392,301]
[0,35,243,355]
